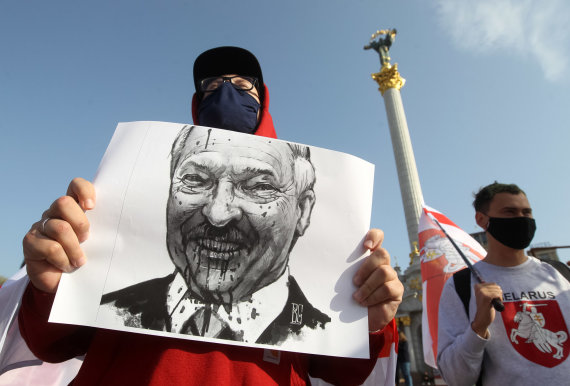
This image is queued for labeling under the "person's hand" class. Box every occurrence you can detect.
[471,282,502,338]
[352,229,404,332]
[23,178,95,294]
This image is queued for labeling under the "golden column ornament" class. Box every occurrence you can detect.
[396,315,412,326]
[409,241,419,265]
[372,65,405,95]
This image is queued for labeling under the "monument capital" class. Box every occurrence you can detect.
[371,64,405,95]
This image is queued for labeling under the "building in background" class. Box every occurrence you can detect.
[469,231,488,251]
[527,244,569,263]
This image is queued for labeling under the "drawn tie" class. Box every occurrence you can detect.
[184,305,241,340]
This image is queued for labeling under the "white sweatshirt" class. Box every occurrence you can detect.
[437,256,570,386]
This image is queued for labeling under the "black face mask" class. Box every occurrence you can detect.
[487,217,536,249]
[197,82,260,134]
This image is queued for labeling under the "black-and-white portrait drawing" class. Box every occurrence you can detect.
[99,125,331,344]
[49,121,374,358]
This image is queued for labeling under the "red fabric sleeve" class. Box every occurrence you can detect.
[308,319,396,385]
[18,283,96,363]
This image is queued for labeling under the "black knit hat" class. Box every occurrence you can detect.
[193,46,264,99]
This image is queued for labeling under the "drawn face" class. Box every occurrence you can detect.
[166,128,315,304]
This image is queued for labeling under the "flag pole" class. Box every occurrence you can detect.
[426,212,504,312]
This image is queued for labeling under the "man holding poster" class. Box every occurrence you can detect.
[18,46,403,385]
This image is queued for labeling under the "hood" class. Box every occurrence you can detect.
[191,84,277,139]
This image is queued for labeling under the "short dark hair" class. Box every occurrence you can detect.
[473,181,526,213]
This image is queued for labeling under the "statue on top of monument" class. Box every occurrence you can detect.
[364,28,397,68]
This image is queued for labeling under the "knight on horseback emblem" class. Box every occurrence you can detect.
[510,303,567,359]
[503,300,569,367]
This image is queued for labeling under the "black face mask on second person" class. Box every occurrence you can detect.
[487,217,537,250]
[198,82,260,134]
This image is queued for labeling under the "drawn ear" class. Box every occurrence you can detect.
[295,189,316,237]
[475,211,488,230]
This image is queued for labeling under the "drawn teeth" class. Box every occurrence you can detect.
[187,240,244,270]
[198,238,240,252]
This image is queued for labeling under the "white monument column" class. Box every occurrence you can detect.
[365,28,427,375]
[365,29,424,253]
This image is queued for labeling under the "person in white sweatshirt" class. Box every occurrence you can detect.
[437,182,570,386]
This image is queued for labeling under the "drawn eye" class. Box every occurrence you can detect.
[246,182,278,193]
[179,173,212,192]
[241,177,280,202]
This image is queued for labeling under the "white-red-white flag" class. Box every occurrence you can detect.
[419,206,486,368]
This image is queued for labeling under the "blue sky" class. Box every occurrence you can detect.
[1,0,569,277]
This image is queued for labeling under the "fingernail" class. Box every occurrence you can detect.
[84,199,94,210]
[364,240,373,249]
[353,290,363,303]
[75,255,87,268]
[78,231,90,243]
[353,274,362,286]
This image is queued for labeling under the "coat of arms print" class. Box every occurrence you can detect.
[502,300,569,367]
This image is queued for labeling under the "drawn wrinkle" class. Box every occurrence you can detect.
[205,128,212,149]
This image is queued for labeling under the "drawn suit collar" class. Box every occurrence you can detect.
[166,268,289,343]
